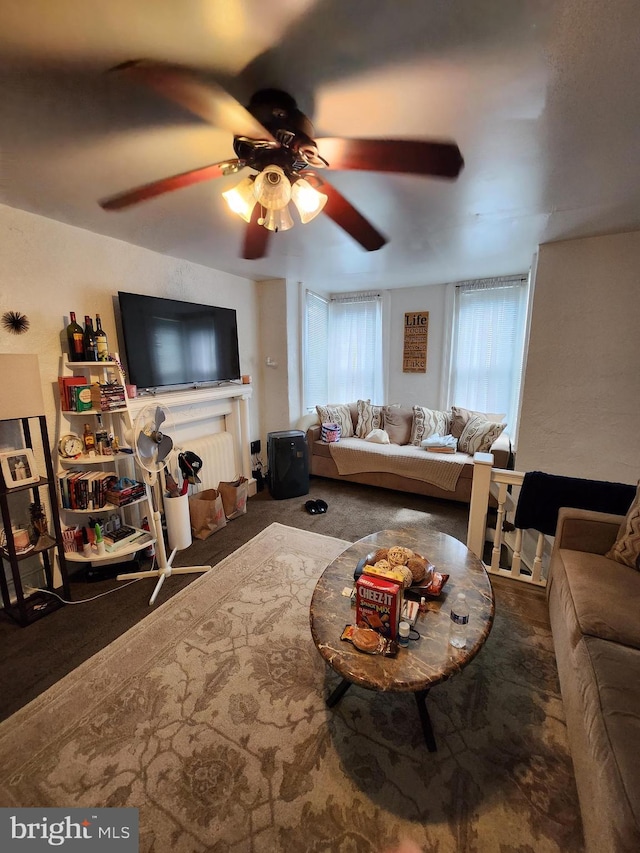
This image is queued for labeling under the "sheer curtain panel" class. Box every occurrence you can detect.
[449,276,529,435]
[327,292,383,403]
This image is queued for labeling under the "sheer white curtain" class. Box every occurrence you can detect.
[303,290,329,409]
[328,292,383,403]
[449,276,529,434]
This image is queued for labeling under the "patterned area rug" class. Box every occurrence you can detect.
[0,523,583,852]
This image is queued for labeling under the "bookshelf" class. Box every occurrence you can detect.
[55,356,155,571]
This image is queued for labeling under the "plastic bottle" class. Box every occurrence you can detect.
[449,593,469,649]
[398,621,410,647]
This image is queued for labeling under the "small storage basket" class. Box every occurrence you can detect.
[321,422,342,443]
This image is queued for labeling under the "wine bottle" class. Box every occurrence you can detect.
[83,315,98,361]
[95,314,109,361]
[66,312,84,362]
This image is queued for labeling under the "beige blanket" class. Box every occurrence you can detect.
[329,437,467,491]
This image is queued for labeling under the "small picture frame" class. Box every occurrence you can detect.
[0,449,40,489]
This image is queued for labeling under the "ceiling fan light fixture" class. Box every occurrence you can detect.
[253,165,291,210]
[261,205,294,232]
[291,178,328,223]
[222,176,256,223]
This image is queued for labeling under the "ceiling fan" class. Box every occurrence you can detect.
[99,60,464,260]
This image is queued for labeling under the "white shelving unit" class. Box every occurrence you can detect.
[55,356,155,568]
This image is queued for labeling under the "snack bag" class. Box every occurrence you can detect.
[355,573,402,640]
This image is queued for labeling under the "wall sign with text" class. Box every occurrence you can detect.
[402,311,429,373]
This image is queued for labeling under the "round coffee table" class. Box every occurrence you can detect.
[310,528,494,751]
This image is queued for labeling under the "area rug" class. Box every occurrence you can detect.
[0,522,583,852]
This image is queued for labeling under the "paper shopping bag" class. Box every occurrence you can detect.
[188,489,227,540]
[218,476,249,520]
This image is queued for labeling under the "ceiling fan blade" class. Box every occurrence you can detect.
[99,159,243,211]
[309,175,387,252]
[112,60,277,143]
[316,138,464,179]
[242,206,271,260]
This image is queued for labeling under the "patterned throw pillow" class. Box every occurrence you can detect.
[382,406,413,445]
[458,415,506,454]
[450,406,506,439]
[355,399,384,438]
[409,406,452,446]
[315,404,354,437]
[606,482,640,570]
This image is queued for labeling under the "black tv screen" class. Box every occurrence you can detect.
[118,292,241,389]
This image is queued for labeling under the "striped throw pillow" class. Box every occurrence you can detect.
[410,406,452,446]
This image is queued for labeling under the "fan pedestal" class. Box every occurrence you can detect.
[117,503,211,605]
[118,404,211,605]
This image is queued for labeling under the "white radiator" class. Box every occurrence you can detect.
[183,432,237,491]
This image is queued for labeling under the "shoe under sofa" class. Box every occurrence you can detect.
[304,402,511,503]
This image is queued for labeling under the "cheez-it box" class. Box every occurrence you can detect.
[355,573,402,640]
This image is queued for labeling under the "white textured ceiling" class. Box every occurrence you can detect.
[1,0,639,292]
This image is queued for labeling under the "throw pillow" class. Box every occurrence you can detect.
[382,406,413,445]
[450,405,506,439]
[409,406,452,446]
[356,399,384,438]
[458,415,506,454]
[606,482,640,570]
[365,428,390,444]
[315,404,354,437]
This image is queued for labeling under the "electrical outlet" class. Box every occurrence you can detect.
[250,440,261,455]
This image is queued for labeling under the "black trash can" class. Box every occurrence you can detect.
[267,430,309,499]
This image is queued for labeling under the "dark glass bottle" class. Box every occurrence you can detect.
[95,314,109,361]
[66,311,84,362]
[83,315,98,361]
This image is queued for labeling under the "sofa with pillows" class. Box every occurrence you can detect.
[548,490,640,852]
[304,401,511,502]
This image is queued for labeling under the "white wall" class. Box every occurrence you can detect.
[385,283,449,408]
[517,230,640,484]
[256,278,290,451]
[0,203,261,448]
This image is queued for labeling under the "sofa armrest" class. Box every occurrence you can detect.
[489,431,511,469]
[552,507,624,556]
[306,424,321,446]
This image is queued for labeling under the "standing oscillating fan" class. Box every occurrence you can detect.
[116,404,211,605]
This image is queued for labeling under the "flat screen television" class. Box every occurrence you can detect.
[117,291,241,390]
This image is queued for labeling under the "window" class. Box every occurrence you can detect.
[303,291,329,409]
[449,276,529,436]
[303,290,383,409]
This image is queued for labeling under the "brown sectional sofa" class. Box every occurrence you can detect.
[305,404,511,503]
[548,507,640,852]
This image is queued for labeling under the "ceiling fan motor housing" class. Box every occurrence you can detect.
[234,89,322,176]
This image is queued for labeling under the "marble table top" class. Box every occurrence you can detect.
[310,527,494,693]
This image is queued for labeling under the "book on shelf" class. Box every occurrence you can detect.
[59,470,115,510]
[104,482,146,506]
[58,376,89,411]
[90,382,126,412]
[104,529,153,552]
